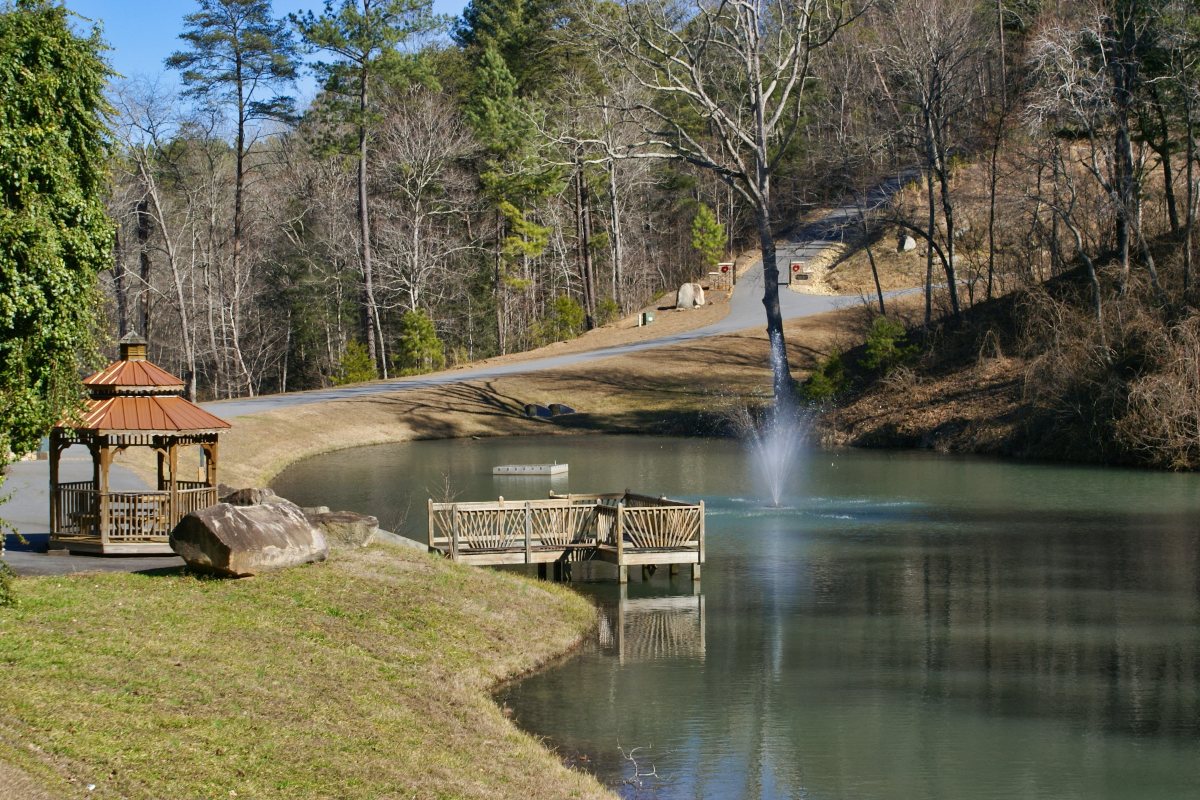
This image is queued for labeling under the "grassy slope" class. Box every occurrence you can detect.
[0,545,607,800]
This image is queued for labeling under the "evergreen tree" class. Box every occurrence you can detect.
[167,0,298,396]
[394,309,445,374]
[690,203,725,268]
[294,0,438,377]
[0,0,113,539]
[454,0,567,94]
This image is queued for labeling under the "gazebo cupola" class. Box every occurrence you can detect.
[49,333,231,554]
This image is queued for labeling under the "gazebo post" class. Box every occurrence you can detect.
[168,440,179,526]
[203,439,218,488]
[98,441,112,546]
[156,441,166,491]
[48,429,62,534]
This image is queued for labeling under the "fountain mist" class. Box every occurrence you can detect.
[729,398,811,508]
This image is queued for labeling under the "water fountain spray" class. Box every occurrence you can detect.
[728,344,811,507]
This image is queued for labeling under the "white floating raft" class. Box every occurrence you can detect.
[492,463,568,476]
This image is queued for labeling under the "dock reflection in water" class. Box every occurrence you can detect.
[597,584,706,666]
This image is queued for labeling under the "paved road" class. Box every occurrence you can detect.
[205,261,857,420]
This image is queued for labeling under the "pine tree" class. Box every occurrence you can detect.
[294,0,437,377]
[167,0,298,396]
[690,203,726,269]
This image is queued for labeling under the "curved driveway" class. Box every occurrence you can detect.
[205,173,918,420]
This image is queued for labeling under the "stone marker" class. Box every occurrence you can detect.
[170,498,328,577]
[897,235,917,253]
[675,282,705,308]
[306,509,379,548]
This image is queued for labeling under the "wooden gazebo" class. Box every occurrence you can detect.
[49,334,231,554]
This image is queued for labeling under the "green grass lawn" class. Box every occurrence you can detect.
[0,545,609,800]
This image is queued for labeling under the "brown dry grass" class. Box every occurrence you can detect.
[826,236,932,296]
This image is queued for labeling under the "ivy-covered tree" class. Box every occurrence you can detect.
[0,0,113,558]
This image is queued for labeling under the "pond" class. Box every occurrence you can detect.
[273,435,1200,799]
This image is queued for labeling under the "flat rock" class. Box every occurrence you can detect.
[373,529,428,552]
[220,486,287,506]
[307,509,379,548]
[170,499,328,577]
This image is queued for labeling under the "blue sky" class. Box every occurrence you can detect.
[65,0,466,102]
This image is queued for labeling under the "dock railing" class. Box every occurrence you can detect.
[428,491,705,580]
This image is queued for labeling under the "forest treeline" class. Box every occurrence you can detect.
[100,0,1200,461]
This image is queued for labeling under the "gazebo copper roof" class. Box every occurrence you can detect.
[83,359,185,395]
[77,395,230,433]
[66,333,230,434]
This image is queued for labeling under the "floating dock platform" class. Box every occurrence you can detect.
[492,463,568,476]
[426,491,704,583]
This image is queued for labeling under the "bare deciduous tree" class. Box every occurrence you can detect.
[589,0,867,402]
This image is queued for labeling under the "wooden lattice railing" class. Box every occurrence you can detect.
[427,498,597,556]
[53,485,218,543]
[428,493,704,561]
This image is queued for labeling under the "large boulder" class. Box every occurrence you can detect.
[676,283,706,309]
[307,509,379,549]
[897,235,917,253]
[170,499,328,577]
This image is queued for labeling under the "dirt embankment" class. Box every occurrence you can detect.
[816,291,1034,459]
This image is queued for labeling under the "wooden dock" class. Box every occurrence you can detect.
[425,491,704,583]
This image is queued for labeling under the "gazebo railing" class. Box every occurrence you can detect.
[54,483,217,543]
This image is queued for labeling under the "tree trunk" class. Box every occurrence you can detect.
[495,209,507,355]
[924,165,936,327]
[357,64,382,377]
[931,114,961,320]
[608,160,624,312]
[987,113,1004,300]
[113,226,129,339]
[1151,92,1180,234]
[1107,14,1135,287]
[757,212,793,404]
[1186,104,1195,299]
[136,198,153,340]
[139,158,198,402]
[575,161,596,329]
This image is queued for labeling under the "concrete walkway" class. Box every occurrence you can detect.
[3,453,184,575]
